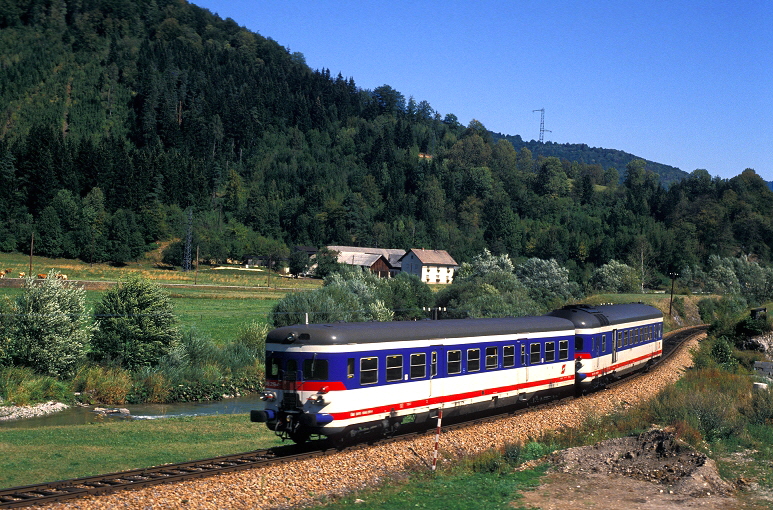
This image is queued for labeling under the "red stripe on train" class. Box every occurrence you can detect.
[580,350,662,378]
[327,374,576,420]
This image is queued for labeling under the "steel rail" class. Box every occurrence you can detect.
[0,325,706,508]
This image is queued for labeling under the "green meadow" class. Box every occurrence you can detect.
[0,414,283,488]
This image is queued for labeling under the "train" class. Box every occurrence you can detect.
[250,303,664,443]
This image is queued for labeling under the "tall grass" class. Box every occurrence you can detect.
[72,365,133,405]
[0,367,71,405]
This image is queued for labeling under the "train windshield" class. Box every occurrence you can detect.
[266,357,280,379]
[302,358,329,380]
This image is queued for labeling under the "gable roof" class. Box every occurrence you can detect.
[327,246,406,269]
[336,252,386,268]
[401,249,458,266]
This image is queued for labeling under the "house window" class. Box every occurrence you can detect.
[448,350,462,374]
[386,355,403,382]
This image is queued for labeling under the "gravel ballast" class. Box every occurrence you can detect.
[44,332,705,509]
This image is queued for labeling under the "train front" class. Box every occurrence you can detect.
[250,325,342,443]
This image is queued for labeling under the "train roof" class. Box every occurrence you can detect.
[267,315,575,346]
[546,303,662,328]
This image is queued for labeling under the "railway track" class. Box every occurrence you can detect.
[0,325,706,508]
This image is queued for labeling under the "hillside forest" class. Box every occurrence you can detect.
[1,0,773,290]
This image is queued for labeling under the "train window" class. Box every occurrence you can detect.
[347,358,354,379]
[485,347,498,370]
[545,342,555,363]
[467,349,480,372]
[503,345,515,367]
[410,353,426,379]
[431,351,437,377]
[302,359,329,380]
[267,357,280,378]
[448,350,462,374]
[286,359,298,379]
[574,336,583,351]
[601,334,607,352]
[530,343,541,364]
[616,332,622,349]
[521,344,527,365]
[360,357,378,385]
[559,340,569,360]
[386,355,403,382]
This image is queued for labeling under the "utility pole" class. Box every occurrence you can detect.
[532,108,551,143]
[29,232,34,276]
[183,208,193,272]
[668,272,679,316]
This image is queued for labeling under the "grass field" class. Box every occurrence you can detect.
[0,414,283,488]
[0,251,322,291]
[0,252,322,344]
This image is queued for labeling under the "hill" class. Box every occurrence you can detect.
[491,133,689,187]
[1,0,772,282]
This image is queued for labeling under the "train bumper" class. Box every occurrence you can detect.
[301,413,334,427]
[250,409,275,422]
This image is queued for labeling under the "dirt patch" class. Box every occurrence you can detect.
[518,429,755,509]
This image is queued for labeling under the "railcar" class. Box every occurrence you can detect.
[251,303,664,443]
[251,316,577,443]
[547,303,664,393]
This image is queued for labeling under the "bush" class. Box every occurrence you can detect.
[0,366,71,405]
[91,274,180,371]
[6,271,91,378]
[128,370,170,404]
[72,365,132,405]
[742,386,773,426]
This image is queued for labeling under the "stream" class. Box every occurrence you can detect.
[0,395,264,428]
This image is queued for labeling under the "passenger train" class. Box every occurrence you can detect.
[250,303,663,443]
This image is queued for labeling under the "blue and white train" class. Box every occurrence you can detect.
[250,303,663,443]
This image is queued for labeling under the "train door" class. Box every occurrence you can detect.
[428,347,442,400]
[612,329,619,364]
[520,340,529,382]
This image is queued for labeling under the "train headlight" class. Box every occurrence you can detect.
[308,394,326,405]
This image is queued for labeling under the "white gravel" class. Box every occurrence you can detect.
[44,331,704,509]
[0,401,69,421]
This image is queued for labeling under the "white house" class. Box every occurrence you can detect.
[399,249,458,284]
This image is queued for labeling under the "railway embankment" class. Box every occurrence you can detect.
[39,328,724,510]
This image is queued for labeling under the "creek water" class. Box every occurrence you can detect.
[0,395,264,429]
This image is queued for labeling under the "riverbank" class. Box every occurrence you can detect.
[0,401,70,421]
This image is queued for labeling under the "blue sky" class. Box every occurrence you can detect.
[192,0,771,180]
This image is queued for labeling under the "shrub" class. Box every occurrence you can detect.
[72,365,133,404]
[235,320,268,361]
[742,386,773,426]
[0,366,71,405]
[91,274,180,371]
[129,370,171,404]
[6,271,91,378]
